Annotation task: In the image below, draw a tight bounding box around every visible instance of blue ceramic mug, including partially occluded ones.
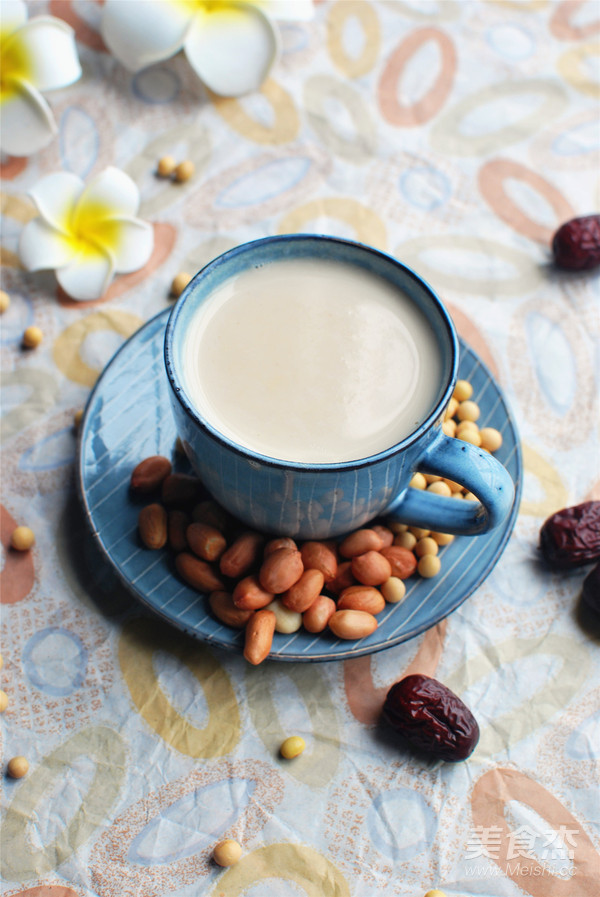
[165,235,514,539]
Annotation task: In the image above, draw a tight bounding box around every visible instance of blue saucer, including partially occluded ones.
[77,309,522,662]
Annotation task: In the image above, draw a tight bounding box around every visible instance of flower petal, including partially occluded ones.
[76,167,141,221]
[100,0,193,73]
[109,216,154,273]
[262,0,314,22]
[0,79,57,156]
[6,16,82,92]
[1,0,28,33]
[28,171,84,234]
[19,218,78,271]
[184,1,279,97]
[56,248,115,301]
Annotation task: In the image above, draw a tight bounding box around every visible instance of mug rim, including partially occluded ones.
[164,233,459,472]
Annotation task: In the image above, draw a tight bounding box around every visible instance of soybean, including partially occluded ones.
[280,735,306,759]
[213,839,242,866]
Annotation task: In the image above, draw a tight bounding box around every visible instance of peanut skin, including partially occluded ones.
[326,560,356,596]
[328,609,378,640]
[175,552,225,592]
[130,456,172,494]
[186,522,227,562]
[351,550,393,586]
[168,510,189,553]
[264,537,297,557]
[302,594,336,633]
[281,568,325,613]
[220,531,264,578]
[209,591,254,629]
[337,585,385,615]
[300,541,338,582]
[244,609,276,665]
[259,548,304,594]
[232,574,274,610]
[138,503,168,550]
[380,545,418,579]
[339,528,384,558]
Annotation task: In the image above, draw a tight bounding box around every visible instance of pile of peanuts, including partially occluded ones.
[130,381,502,665]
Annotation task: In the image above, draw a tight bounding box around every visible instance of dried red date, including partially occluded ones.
[382,674,479,762]
[552,215,600,271]
[539,501,600,569]
[582,562,600,615]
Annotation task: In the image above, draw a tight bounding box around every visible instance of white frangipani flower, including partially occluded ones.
[19,167,154,301]
[0,0,81,156]
[101,0,314,98]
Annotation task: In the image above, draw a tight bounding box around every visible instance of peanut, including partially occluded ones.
[220,531,264,578]
[266,599,302,634]
[259,547,303,594]
[300,541,338,582]
[232,574,274,610]
[281,568,324,613]
[328,609,378,640]
[302,594,336,633]
[244,609,276,665]
[337,585,385,615]
[192,499,229,530]
[138,503,168,549]
[264,536,297,557]
[380,545,418,579]
[371,525,394,548]
[175,552,225,592]
[186,522,227,562]
[326,560,356,596]
[351,550,392,586]
[168,510,189,553]
[209,591,254,628]
[161,473,202,507]
[339,528,384,558]
[130,456,172,494]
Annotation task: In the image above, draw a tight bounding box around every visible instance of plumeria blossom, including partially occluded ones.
[19,167,154,301]
[101,0,313,97]
[0,0,81,156]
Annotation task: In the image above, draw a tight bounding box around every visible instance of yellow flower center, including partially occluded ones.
[62,199,123,261]
[175,0,264,15]
[0,27,33,102]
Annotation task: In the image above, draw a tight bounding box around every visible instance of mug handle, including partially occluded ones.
[385,430,515,535]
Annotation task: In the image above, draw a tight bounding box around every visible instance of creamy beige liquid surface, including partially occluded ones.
[183,257,442,463]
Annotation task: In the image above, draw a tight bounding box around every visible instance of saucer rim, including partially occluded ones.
[77,308,523,663]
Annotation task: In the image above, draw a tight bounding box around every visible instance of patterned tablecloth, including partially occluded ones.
[1,2,599,896]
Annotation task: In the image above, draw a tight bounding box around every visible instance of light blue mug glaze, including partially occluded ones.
[165,235,515,539]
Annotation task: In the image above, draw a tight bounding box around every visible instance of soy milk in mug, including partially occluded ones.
[182,257,442,463]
